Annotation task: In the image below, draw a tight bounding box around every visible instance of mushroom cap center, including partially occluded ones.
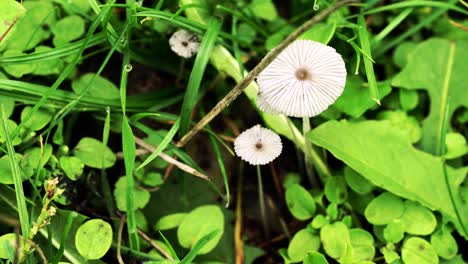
[295,67,311,81]
[181,41,189,47]
[255,142,263,150]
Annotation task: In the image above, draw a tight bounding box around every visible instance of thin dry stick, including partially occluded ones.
[234,166,244,264]
[134,136,210,180]
[137,229,174,261]
[116,215,125,264]
[176,0,359,147]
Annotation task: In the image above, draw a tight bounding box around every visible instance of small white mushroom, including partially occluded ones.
[234,125,282,166]
[169,29,200,58]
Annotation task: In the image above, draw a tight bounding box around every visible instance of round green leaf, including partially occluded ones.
[22,144,53,177]
[60,156,84,180]
[383,220,405,243]
[349,228,375,262]
[32,46,63,75]
[303,252,329,264]
[430,227,458,260]
[381,246,400,263]
[393,42,417,68]
[52,15,85,46]
[20,106,53,131]
[310,214,329,229]
[324,176,348,204]
[74,137,116,169]
[399,90,419,111]
[444,132,467,159]
[400,201,436,235]
[320,222,350,259]
[154,213,187,231]
[140,172,163,187]
[75,219,112,260]
[0,98,15,119]
[364,192,405,225]
[2,50,36,77]
[71,73,120,100]
[248,0,278,21]
[285,184,316,220]
[135,210,149,232]
[287,229,320,262]
[177,205,224,254]
[344,166,374,194]
[283,172,301,189]
[0,119,21,145]
[0,154,24,184]
[0,233,24,260]
[401,237,438,264]
[113,176,150,212]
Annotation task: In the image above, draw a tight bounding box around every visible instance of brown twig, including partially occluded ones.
[234,165,244,264]
[117,215,125,264]
[137,229,174,261]
[134,136,210,180]
[176,0,359,147]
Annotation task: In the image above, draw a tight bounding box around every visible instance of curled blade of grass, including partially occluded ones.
[179,17,223,135]
[136,118,180,171]
[0,107,30,246]
[372,7,413,44]
[0,32,106,65]
[357,14,380,105]
[336,33,361,75]
[134,137,210,181]
[11,3,114,140]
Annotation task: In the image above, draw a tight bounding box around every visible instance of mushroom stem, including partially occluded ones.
[256,165,269,237]
[302,117,320,187]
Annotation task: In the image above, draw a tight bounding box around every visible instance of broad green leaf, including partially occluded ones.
[285,184,316,220]
[20,106,53,131]
[114,176,150,212]
[0,0,26,48]
[287,229,320,263]
[71,73,120,100]
[237,23,256,44]
[60,156,84,180]
[2,50,36,77]
[2,1,55,51]
[324,175,348,204]
[299,22,336,44]
[333,77,392,118]
[430,227,458,260]
[310,214,329,229]
[0,154,23,184]
[444,133,467,159]
[139,172,164,187]
[154,213,188,230]
[376,110,421,143]
[307,120,468,238]
[349,228,375,262]
[73,137,116,169]
[326,203,339,221]
[401,237,438,264]
[344,166,374,195]
[136,210,149,232]
[303,252,329,264]
[381,246,399,264]
[52,15,86,46]
[320,222,349,259]
[75,219,112,260]
[248,0,278,21]
[283,172,301,189]
[392,38,468,154]
[364,192,405,225]
[400,201,437,235]
[177,205,224,254]
[383,220,405,243]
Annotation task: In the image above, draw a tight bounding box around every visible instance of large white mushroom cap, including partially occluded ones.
[234,125,282,166]
[257,40,347,117]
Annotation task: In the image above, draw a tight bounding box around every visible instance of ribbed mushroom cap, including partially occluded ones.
[257,40,346,117]
[169,29,200,58]
[234,125,282,166]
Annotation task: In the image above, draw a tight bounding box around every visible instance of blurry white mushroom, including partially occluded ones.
[169,29,200,58]
[234,125,282,166]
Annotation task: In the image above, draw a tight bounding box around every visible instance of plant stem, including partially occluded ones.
[256,165,269,237]
[302,117,320,186]
[176,0,359,147]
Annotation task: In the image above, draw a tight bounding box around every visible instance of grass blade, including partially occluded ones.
[179,17,223,135]
[179,230,219,264]
[0,107,30,246]
[357,14,380,105]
